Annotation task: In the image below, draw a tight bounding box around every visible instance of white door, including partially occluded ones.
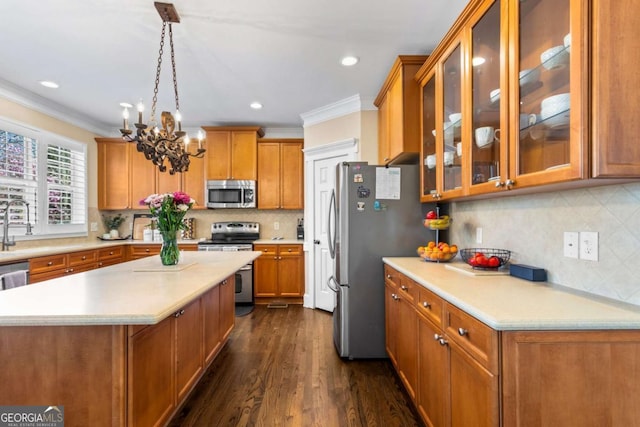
[313,155,342,312]
[303,138,358,312]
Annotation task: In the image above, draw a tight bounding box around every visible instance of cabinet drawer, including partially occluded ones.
[278,245,301,256]
[68,249,98,267]
[398,276,419,304]
[254,245,277,256]
[384,265,403,287]
[98,245,125,261]
[416,286,444,329]
[30,254,67,274]
[127,245,159,258]
[444,303,499,373]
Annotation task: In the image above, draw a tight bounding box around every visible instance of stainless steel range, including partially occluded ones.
[197,221,260,304]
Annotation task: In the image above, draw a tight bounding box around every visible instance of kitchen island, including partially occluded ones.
[0,251,260,427]
[383,257,640,426]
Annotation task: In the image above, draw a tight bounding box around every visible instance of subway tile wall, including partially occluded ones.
[449,182,640,305]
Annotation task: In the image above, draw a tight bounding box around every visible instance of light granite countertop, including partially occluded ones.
[383,257,640,331]
[0,251,260,326]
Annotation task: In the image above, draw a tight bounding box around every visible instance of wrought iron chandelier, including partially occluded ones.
[119,2,205,175]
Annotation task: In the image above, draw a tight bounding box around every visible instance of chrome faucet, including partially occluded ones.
[1,200,32,251]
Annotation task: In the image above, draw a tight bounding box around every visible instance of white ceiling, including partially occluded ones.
[0,0,468,135]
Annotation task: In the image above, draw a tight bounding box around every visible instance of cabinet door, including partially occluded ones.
[468,0,505,196]
[440,40,464,198]
[421,70,438,201]
[417,313,447,427]
[449,339,499,427]
[254,245,279,297]
[220,275,235,342]
[280,142,304,209]
[182,140,206,209]
[278,246,304,297]
[509,0,585,187]
[231,131,258,180]
[396,293,418,400]
[175,298,203,403]
[202,284,221,366]
[206,131,232,179]
[257,142,281,209]
[128,317,175,427]
[97,138,130,210]
[130,145,157,209]
[384,281,399,366]
[591,0,640,177]
[387,74,404,162]
[157,167,181,195]
[378,94,391,164]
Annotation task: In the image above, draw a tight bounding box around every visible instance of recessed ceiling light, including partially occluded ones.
[119,102,133,108]
[250,102,263,110]
[341,56,359,67]
[39,80,59,89]
[472,56,486,66]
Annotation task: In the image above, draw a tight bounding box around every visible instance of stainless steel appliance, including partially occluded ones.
[206,180,256,209]
[197,221,260,304]
[328,162,429,359]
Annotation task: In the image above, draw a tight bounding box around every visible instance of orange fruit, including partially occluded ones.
[427,241,436,249]
[450,245,458,253]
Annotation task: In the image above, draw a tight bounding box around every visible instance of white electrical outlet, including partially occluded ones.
[90,222,98,232]
[476,227,483,244]
[274,222,280,231]
[579,231,598,261]
[563,231,579,259]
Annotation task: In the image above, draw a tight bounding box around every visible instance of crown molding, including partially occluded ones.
[300,94,377,128]
[0,78,114,137]
[262,127,304,139]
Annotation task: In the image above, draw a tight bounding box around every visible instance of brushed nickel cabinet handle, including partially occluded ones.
[458,327,468,336]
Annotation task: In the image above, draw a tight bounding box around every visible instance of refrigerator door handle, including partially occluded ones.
[328,189,336,259]
[327,275,339,293]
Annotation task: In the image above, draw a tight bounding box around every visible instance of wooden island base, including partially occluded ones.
[0,276,235,427]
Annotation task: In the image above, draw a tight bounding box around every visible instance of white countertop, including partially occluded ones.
[0,251,260,326]
[253,239,304,244]
[383,257,640,331]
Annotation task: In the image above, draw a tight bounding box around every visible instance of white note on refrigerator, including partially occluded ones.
[375,167,401,199]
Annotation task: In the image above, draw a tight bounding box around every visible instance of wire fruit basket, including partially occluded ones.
[459,248,511,270]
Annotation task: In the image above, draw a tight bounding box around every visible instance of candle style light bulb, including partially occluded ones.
[136,101,144,124]
[184,134,190,148]
[122,107,130,130]
[175,110,182,131]
[197,130,204,149]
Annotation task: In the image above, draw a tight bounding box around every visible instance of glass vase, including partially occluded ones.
[160,230,180,266]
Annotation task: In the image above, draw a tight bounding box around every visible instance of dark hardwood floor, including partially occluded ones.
[169,305,422,427]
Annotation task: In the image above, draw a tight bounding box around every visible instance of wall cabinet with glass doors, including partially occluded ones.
[418,0,640,202]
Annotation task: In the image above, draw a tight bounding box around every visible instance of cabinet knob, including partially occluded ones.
[82,256,86,260]
[434,334,443,341]
[314,240,321,245]
[47,261,53,266]
[386,274,391,279]
[438,338,449,346]
[145,249,150,252]
[68,268,73,273]
[423,301,430,308]
[458,327,468,336]
[495,181,505,188]
[391,293,399,300]
[287,248,292,252]
[505,179,516,188]
[400,285,408,291]
[109,251,114,255]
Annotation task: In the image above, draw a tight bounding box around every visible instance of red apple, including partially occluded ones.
[488,256,501,268]
[426,210,437,219]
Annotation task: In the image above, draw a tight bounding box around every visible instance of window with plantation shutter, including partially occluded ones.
[0,118,87,238]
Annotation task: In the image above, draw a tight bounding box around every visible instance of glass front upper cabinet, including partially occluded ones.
[441,42,463,194]
[421,72,437,199]
[515,0,571,176]
[470,0,502,191]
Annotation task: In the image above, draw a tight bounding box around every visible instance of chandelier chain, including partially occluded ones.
[151,20,168,124]
[168,24,180,112]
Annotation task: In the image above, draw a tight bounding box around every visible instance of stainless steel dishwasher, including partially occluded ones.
[0,260,30,290]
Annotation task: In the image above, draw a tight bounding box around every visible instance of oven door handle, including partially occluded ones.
[238,265,253,271]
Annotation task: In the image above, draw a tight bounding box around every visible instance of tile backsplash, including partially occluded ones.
[449,182,640,305]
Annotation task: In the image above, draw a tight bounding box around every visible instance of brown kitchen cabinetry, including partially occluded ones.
[384,266,418,400]
[202,126,264,180]
[257,139,304,209]
[128,276,234,426]
[384,265,499,427]
[29,245,125,283]
[96,137,207,210]
[253,244,304,302]
[375,55,427,165]
[127,243,198,260]
[417,0,640,203]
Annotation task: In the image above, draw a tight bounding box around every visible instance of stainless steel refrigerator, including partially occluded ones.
[328,162,428,359]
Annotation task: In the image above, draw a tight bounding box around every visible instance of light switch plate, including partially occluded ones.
[579,231,598,261]
[563,231,579,258]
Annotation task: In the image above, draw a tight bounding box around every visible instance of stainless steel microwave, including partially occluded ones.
[206,180,256,208]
